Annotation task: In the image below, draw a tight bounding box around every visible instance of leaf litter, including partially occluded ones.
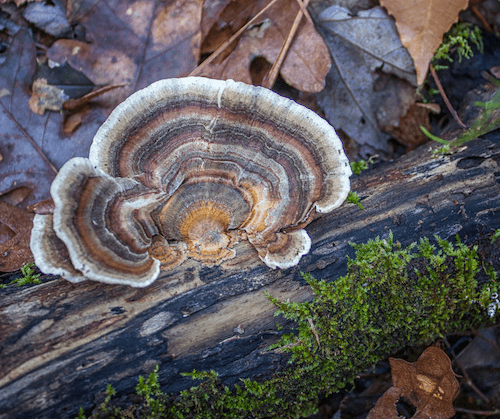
[193,0,331,93]
[367,347,459,419]
[315,5,418,156]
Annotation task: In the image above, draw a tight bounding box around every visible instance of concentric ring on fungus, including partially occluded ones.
[30,77,352,287]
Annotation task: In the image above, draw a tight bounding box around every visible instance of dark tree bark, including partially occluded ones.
[1,130,500,419]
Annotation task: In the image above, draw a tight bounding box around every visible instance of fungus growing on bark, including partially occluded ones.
[30,77,351,287]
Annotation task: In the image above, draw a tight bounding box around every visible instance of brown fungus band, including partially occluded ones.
[30,78,351,287]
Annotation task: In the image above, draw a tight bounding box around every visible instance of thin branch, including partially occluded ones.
[293,0,314,27]
[455,407,500,416]
[262,0,310,89]
[470,6,493,33]
[443,336,490,404]
[63,84,127,111]
[189,0,281,77]
[430,65,467,129]
[307,317,322,353]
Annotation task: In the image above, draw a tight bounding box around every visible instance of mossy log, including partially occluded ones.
[1,131,500,419]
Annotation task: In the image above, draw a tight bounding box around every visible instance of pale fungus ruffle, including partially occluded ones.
[30,77,351,287]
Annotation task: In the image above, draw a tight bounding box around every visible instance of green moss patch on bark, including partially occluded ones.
[78,232,499,419]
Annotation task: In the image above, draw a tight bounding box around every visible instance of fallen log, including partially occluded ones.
[1,129,500,419]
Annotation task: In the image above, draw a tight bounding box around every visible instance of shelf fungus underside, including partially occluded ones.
[30,78,351,287]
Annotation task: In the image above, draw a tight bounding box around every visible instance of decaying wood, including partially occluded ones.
[1,131,500,419]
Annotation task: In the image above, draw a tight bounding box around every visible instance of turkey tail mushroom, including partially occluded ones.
[30,77,351,287]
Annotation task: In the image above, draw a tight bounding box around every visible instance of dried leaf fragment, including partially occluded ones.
[29,78,70,115]
[380,0,469,85]
[369,346,459,419]
[0,201,34,272]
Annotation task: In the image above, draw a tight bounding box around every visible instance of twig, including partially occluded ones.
[470,6,493,33]
[429,65,467,129]
[262,0,310,89]
[443,337,490,404]
[189,0,281,77]
[455,407,500,416]
[472,328,500,352]
[307,318,322,352]
[293,0,314,27]
[63,84,127,111]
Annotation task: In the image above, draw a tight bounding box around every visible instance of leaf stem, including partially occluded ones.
[429,65,467,129]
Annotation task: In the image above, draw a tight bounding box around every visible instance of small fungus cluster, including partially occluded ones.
[31,77,351,287]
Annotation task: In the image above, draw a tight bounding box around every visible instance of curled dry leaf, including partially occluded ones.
[197,0,331,93]
[379,0,469,86]
[370,346,459,419]
[29,78,70,115]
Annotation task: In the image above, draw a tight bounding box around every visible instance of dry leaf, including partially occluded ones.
[373,75,431,150]
[390,347,459,419]
[380,0,469,86]
[0,201,34,272]
[48,0,203,107]
[29,78,70,115]
[198,0,331,93]
[22,1,70,37]
[316,5,416,155]
[0,30,58,207]
[0,186,31,207]
[366,386,403,419]
[200,0,254,54]
[1,0,204,210]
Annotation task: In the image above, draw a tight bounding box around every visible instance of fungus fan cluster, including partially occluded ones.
[31,77,351,287]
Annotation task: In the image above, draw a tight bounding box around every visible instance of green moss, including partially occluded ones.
[350,159,369,175]
[78,233,498,419]
[433,22,484,70]
[346,191,363,209]
[430,144,453,158]
[0,263,42,288]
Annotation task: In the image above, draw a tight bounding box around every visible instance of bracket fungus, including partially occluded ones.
[30,77,351,287]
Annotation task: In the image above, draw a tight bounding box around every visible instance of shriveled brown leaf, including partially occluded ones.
[197,0,331,93]
[389,346,459,419]
[2,1,203,210]
[366,386,403,419]
[0,201,34,272]
[29,78,70,115]
[380,0,469,86]
[0,187,31,207]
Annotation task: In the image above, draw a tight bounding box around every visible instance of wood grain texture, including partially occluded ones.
[2,131,500,419]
